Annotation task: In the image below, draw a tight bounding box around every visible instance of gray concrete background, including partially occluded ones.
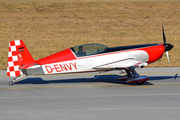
[0,67,180,120]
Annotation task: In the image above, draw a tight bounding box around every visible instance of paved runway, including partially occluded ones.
[0,67,180,120]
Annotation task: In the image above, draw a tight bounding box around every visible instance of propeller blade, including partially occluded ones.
[162,25,166,44]
[166,51,171,67]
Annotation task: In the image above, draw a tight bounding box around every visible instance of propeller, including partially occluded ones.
[162,25,173,67]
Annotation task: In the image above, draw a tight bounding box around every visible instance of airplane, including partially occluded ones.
[7,26,173,86]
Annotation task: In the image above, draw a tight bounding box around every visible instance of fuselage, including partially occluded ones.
[25,43,165,76]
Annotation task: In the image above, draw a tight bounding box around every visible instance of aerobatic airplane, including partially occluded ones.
[7,26,173,86]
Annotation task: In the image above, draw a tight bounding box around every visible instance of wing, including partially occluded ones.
[93,58,148,70]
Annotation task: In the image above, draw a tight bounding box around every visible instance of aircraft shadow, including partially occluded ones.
[15,74,178,85]
[15,75,123,85]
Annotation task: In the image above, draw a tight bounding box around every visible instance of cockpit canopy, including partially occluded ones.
[71,43,108,57]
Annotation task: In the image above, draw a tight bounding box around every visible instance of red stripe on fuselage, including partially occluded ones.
[138,44,165,64]
[36,49,77,65]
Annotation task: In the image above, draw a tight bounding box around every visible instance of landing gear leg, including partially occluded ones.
[125,69,131,79]
[125,67,146,85]
[118,67,141,82]
[9,74,25,86]
[126,67,140,78]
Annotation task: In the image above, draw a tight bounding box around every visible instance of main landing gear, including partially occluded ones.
[118,67,149,85]
[9,74,25,86]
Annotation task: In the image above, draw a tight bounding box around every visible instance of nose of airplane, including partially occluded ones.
[163,43,174,52]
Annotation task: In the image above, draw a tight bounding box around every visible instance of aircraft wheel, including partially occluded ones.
[137,82,144,85]
[9,82,13,86]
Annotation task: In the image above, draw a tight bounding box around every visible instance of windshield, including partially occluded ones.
[71,43,108,57]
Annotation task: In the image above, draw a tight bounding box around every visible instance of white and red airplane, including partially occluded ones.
[7,26,173,86]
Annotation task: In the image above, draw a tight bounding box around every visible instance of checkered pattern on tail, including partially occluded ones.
[7,40,22,77]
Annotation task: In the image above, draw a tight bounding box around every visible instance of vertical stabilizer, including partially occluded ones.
[7,40,34,77]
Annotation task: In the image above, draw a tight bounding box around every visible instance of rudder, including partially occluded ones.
[7,40,34,77]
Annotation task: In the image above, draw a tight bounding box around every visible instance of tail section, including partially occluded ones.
[7,40,34,77]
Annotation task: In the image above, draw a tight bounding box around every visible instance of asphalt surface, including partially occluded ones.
[0,67,180,120]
